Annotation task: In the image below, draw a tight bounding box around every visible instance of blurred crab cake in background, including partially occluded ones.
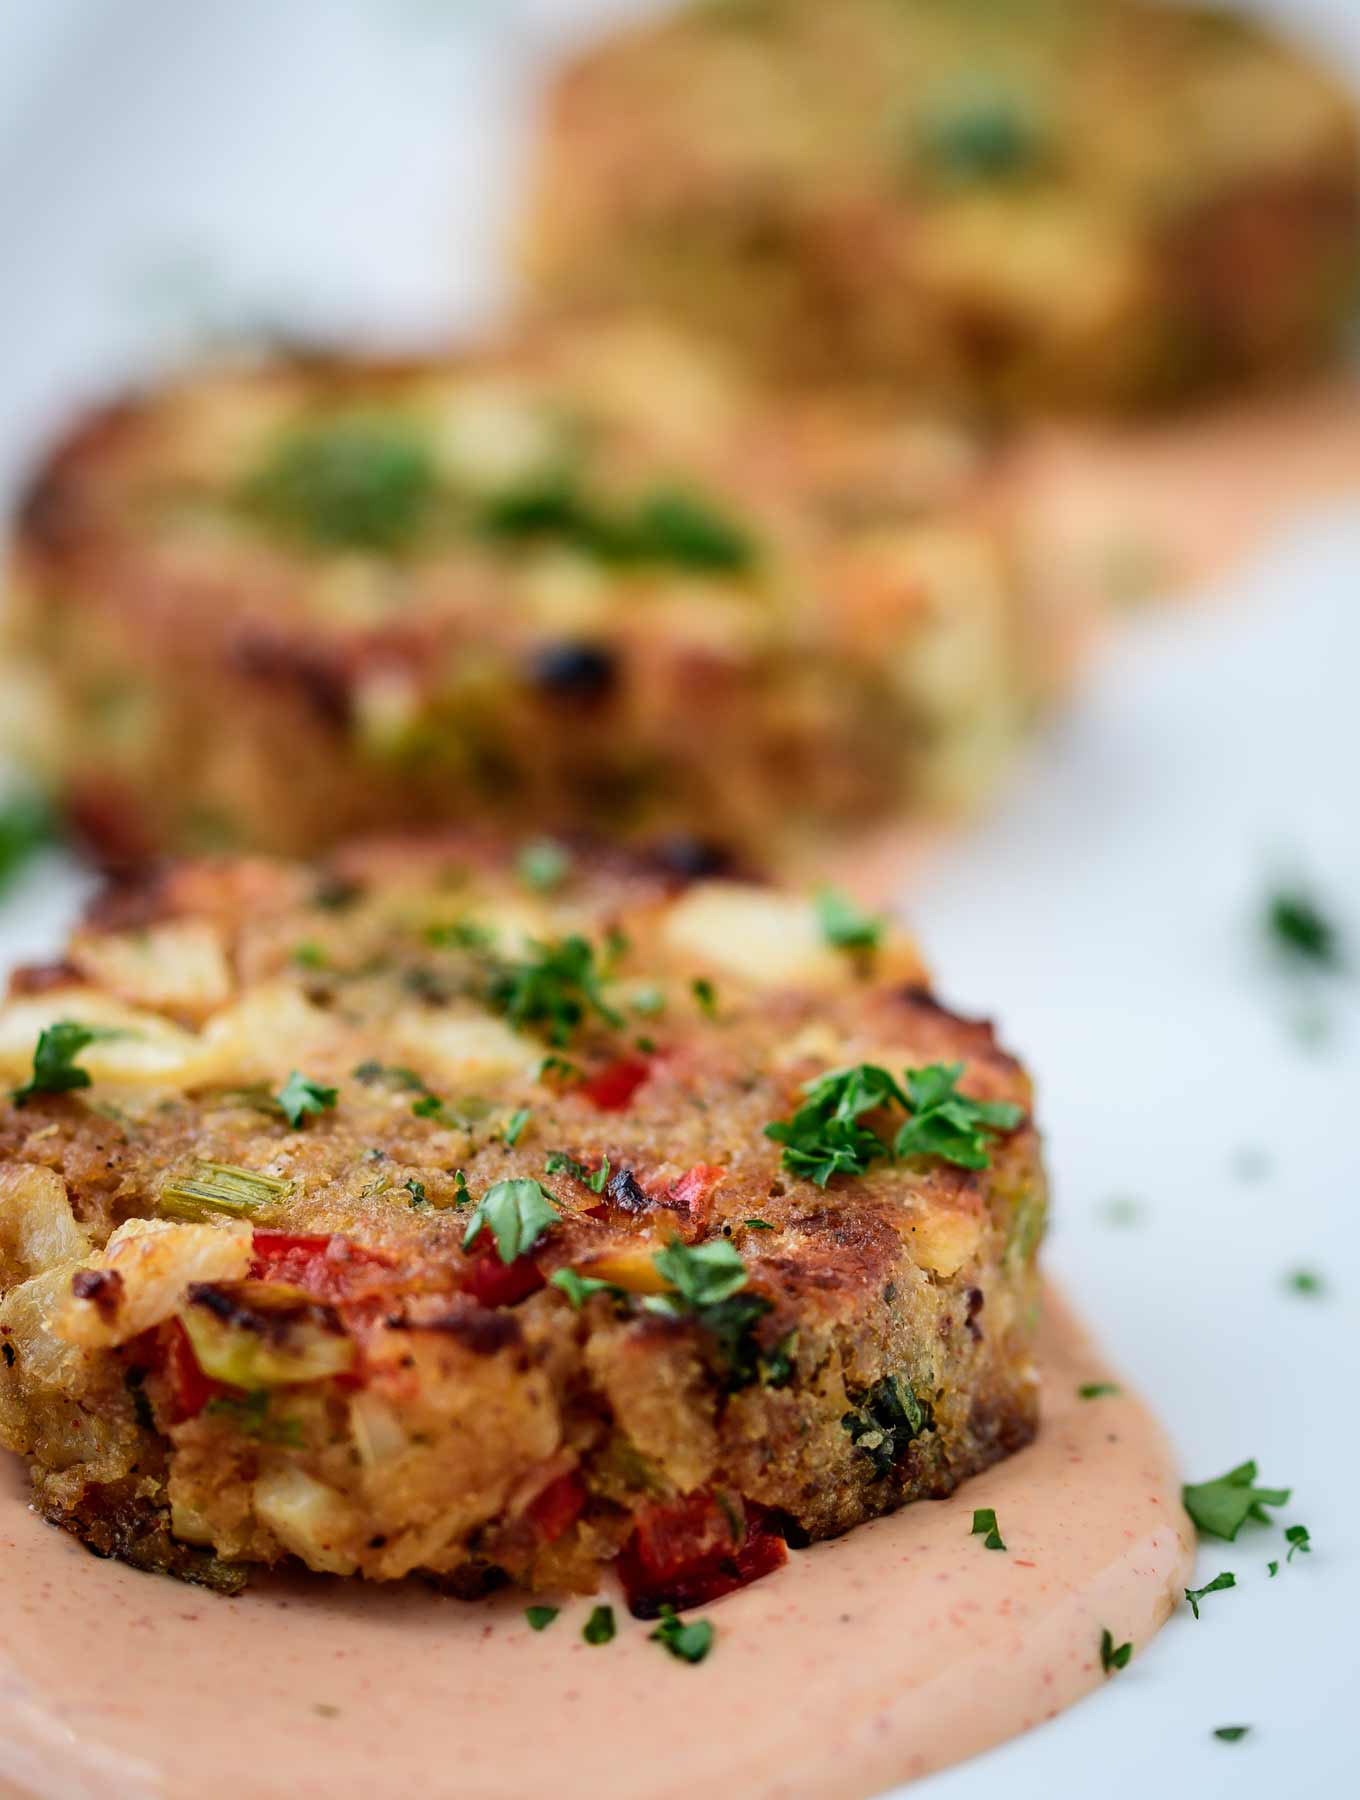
[3,319,1067,868]
[0,833,1044,1605]
[522,0,1360,414]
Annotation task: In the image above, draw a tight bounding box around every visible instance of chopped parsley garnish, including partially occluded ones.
[743,1218,775,1231]
[452,1169,470,1207]
[646,1238,781,1389]
[11,1021,113,1106]
[292,941,327,970]
[765,1061,1022,1187]
[525,1605,559,1631]
[0,791,55,896]
[544,1150,610,1193]
[841,1374,929,1477]
[1267,1560,1279,1578]
[1285,1269,1325,1297]
[353,1060,427,1092]
[1182,1461,1290,1541]
[691,976,718,1019]
[582,1604,615,1646]
[503,1106,531,1147]
[488,935,622,1044]
[814,887,883,954]
[1213,1726,1250,1743]
[479,474,754,573]
[1284,1523,1311,1562]
[1077,1382,1121,1400]
[243,417,436,551]
[1099,1629,1132,1675]
[516,839,572,894]
[918,86,1043,182]
[404,1177,428,1209]
[651,1238,749,1307]
[971,1507,1006,1551]
[276,1070,339,1128]
[650,1604,715,1664]
[549,1269,627,1309]
[462,1178,560,1263]
[1266,884,1342,969]
[1185,1571,1236,1619]
[537,1054,579,1084]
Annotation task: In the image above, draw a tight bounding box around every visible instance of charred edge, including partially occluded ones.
[526,640,618,705]
[71,1268,125,1321]
[384,1305,524,1356]
[186,1283,343,1343]
[230,633,353,731]
[8,959,83,998]
[605,1167,650,1213]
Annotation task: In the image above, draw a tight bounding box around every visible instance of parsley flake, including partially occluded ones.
[691,976,718,1019]
[544,1150,610,1193]
[765,1061,1021,1187]
[0,792,55,897]
[1285,1269,1325,1297]
[1266,884,1342,969]
[1213,1726,1250,1743]
[651,1238,749,1307]
[404,1177,428,1209]
[582,1604,615,1646]
[814,887,883,954]
[1185,1571,1236,1619]
[1284,1523,1311,1562]
[517,839,572,894]
[1099,1629,1132,1675]
[525,1605,559,1631]
[462,1178,560,1263]
[971,1507,1006,1551]
[650,1603,715,1664]
[276,1071,338,1128]
[488,935,622,1044]
[243,418,435,551]
[12,1021,114,1106]
[550,1268,627,1309]
[503,1106,531,1147]
[1077,1382,1121,1400]
[1182,1461,1290,1541]
[841,1374,929,1477]
[743,1218,775,1231]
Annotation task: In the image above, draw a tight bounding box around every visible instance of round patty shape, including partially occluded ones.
[521,0,1360,413]
[3,320,1060,868]
[0,835,1044,1609]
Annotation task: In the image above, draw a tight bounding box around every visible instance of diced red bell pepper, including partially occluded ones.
[250,1231,392,1304]
[460,1248,545,1308]
[580,1056,651,1111]
[616,1488,788,1617]
[661,1163,726,1235]
[164,1317,229,1422]
[525,1470,586,1544]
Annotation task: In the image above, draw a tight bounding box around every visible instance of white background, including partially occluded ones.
[0,4,1356,1796]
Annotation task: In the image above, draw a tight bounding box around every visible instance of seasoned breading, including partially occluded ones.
[0,836,1044,1607]
[2,319,1065,867]
[522,0,1360,412]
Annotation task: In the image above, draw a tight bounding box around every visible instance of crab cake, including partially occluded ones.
[0,835,1044,1609]
[522,0,1360,414]
[2,320,1064,869]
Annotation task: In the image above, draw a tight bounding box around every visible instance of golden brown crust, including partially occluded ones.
[0,835,1044,1600]
[3,320,1060,867]
[521,0,1360,413]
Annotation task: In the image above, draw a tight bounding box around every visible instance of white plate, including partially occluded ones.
[0,4,1356,1796]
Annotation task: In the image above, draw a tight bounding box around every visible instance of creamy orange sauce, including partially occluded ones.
[0,1285,1190,1800]
[1004,375,1360,611]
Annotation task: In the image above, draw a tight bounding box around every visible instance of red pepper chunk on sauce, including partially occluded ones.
[459,1248,545,1308]
[616,1488,788,1617]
